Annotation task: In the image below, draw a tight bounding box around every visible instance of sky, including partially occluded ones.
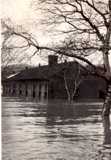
[1,0,61,44]
[1,0,49,42]
[1,0,54,65]
[1,0,111,66]
[2,0,68,66]
[2,0,37,26]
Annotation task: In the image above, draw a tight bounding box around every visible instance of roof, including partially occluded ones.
[3,61,85,82]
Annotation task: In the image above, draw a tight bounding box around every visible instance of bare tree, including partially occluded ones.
[1,19,41,66]
[63,63,82,102]
[37,0,111,73]
[36,0,111,115]
[1,0,111,116]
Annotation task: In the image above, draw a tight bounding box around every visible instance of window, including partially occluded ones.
[19,90,22,95]
[25,84,28,97]
[38,83,41,99]
[12,84,16,95]
[19,84,22,96]
[44,91,47,99]
[33,91,35,98]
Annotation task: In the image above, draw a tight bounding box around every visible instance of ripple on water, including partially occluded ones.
[2,97,111,160]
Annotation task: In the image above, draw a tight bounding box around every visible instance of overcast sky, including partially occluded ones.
[1,0,66,65]
[1,0,51,65]
[1,0,51,42]
[1,0,111,66]
[2,0,32,24]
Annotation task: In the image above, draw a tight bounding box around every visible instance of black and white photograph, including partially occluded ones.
[1,0,111,159]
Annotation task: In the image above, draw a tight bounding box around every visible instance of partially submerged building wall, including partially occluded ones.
[2,76,107,100]
[2,80,48,101]
[78,77,107,99]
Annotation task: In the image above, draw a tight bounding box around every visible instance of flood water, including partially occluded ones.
[2,97,111,160]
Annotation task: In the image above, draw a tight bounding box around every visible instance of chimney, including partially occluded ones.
[38,63,41,67]
[48,55,58,66]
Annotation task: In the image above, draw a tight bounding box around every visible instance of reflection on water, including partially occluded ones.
[2,97,111,160]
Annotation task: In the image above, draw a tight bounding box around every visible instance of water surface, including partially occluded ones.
[2,97,111,160]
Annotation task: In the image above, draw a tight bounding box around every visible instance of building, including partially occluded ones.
[2,55,107,100]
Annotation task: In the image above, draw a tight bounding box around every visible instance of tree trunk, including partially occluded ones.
[102,82,111,116]
[102,115,111,144]
[103,53,110,75]
[67,92,71,102]
[102,0,111,116]
[102,53,111,116]
[63,73,71,102]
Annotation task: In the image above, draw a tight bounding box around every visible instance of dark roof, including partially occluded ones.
[5,67,49,81]
[3,61,85,82]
